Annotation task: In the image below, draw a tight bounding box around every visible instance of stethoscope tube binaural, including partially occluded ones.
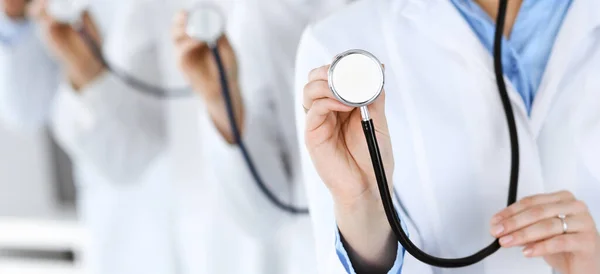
[211,45,309,214]
[364,0,519,268]
[77,27,192,98]
[77,10,308,213]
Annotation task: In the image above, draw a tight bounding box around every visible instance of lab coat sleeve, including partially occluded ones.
[334,206,406,273]
[0,19,60,131]
[294,26,410,273]
[197,78,294,240]
[49,71,166,183]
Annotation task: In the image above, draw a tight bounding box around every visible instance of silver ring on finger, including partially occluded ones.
[557,214,568,234]
[303,105,309,114]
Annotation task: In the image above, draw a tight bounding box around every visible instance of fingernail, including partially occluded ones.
[492,224,504,236]
[499,235,513,245]
[522,247,533,257]
[491,215,502,225]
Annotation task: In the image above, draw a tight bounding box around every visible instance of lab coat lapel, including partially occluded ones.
[398,0,530,118]
[530,0,600,137]
[387,0,546,260]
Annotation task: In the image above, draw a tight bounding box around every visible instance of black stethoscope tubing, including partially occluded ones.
[77,28,193,98]
[364,0,519,268]
[76,20,309,214]
[212,46,309,214]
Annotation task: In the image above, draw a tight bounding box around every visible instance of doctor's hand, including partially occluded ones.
[172,11,243,145]
[28,0,105,91]
[491,190,600,274]
[303,65,397,273]
[2,0,27,19]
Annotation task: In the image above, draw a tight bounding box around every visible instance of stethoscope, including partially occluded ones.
[47,0,192,98]
[47,1,309,214]
[328,0,519,268]
[187,4,309,214]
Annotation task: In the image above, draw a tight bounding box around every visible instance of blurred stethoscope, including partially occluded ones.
[327,0,518,268]
[47,0,309,214]
[47,0,191,97]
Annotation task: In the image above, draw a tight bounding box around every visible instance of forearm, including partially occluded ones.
[50,72,166,182]
[336,195,398,273]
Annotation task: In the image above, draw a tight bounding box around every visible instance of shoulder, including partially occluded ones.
[300,0,406,59]
[310,0,384,38]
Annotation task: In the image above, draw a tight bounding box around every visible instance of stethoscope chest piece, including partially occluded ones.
[48,0,87,24]
[185,4,225,46]
[328,49,384,109]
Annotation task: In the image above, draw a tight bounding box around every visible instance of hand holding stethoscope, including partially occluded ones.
[303,59,398,271]
[172,10,243,144]
[28,0,106,91]
[302,1,600,272]
[303,55,600,274]
[172,6,308,214]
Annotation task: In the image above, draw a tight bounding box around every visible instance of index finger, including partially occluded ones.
[172,10,190,44]
[173,10,187,28]
[491,190,576,225]
[308,64,330,82]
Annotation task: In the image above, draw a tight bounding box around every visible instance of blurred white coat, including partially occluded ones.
[195,0,349,273]
[0,0,263,273]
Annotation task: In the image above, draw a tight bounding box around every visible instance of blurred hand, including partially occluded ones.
[491,191,600,274]
[2,0,27,19]
[29,0,105,90]
[172,10,243,144]
[303,65,396,272]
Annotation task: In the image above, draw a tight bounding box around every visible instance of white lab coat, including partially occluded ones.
[294,0,600,273]
[1,2,178,274]
[196,0,349,273]
[0,0,265,273]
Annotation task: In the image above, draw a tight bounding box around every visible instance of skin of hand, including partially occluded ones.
[491,190,600,274]
[2,0,27,19]
[172,11,244,145]
[303,64,397,273]
[28,0,105,91]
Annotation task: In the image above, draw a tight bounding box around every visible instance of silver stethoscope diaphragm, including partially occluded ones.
[47,0,87,24]
[185,3,225,46]
[328,49,384,120]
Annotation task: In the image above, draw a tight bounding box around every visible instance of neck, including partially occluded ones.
[474,0,523,37]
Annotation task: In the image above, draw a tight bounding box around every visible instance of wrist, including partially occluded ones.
[335,195,397,272]
[67,61,106,91]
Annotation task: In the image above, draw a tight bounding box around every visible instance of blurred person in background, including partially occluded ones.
[0,0,280,273]
[296,0,600,273]
[172,0,351,273]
